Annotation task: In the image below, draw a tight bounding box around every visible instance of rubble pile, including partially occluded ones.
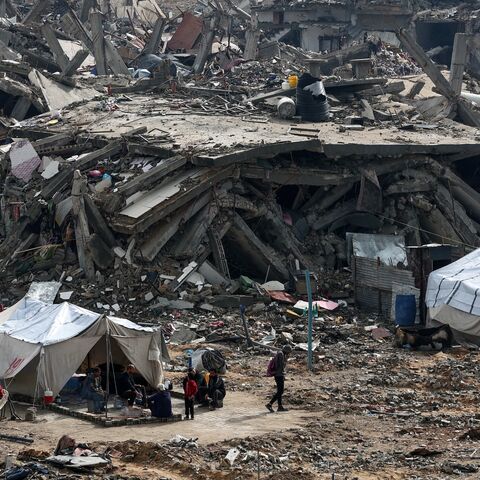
[373,43,423,77]
[0,0,478,337]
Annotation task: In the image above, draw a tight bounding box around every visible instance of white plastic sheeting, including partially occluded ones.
[26,281,61,304]
[0,299,100,345]
[347,233,408,266]
[426,248,480,316]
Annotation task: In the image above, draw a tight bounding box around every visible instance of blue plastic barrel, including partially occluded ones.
[395,294,416,326]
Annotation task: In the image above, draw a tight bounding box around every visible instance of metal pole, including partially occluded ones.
[105,324,110,419]
[240,304,253,347]
[305,270,313,371]
[257,447,260,479]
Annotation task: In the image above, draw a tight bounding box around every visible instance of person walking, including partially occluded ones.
[183,370,198,420]
[265,345,292,413]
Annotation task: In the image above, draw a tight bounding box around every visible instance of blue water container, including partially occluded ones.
[395,294,416,326]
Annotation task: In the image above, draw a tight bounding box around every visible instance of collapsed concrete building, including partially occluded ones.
[251,0,480,60]
[0,0,480,324]
[252,0,413,52]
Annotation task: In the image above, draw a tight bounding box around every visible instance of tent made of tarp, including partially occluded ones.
[426,248,480,341]
[0,298,170,397]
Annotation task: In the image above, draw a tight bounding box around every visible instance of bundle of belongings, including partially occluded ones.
[191,349,227,374]
[46,435,110,469]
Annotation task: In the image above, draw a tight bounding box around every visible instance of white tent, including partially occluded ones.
[0,298,169,397]
[426,248,480,341]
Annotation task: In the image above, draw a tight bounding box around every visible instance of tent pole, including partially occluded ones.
[105,324,110,419]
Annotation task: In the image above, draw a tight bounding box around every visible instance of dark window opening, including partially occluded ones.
[281,28,301,48]
[415,21,465,66]
[319,36,340,53]
[273,11,284,24]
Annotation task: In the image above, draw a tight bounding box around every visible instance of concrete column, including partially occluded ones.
[90,10,107,75]
[143,17,165,55]
[449,33,469,96]
[72,170,96,281]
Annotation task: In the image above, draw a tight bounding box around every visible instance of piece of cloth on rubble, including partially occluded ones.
[55,435,76,455]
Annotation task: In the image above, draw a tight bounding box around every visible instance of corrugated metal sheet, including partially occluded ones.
[353,256,415,316]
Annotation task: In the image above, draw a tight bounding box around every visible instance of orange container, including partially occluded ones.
[288,74,299,88]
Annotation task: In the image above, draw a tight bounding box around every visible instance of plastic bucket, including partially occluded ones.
[43,389,54,405]
[395,295,416,326]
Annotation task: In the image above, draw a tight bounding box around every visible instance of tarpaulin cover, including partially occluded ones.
[426,248,480,316]
[0,298,169,396]
[0,298,100,345]
[191,349,227,374]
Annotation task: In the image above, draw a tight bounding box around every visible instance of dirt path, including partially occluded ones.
[1,391,307,451]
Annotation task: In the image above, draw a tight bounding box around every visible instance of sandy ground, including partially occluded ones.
[4,332,480,479]
[1,391,307,449]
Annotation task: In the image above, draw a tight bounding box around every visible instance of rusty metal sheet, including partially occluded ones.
[167,12,203,51]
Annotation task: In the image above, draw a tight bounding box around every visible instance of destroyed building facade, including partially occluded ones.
[252,0,413,52]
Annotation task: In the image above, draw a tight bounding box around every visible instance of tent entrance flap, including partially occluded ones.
[0,333,41,379]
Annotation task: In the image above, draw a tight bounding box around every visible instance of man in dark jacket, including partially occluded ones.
[81,367,104,413]
[117,364,145,406]
[266,345,292,413]
[206,369,225,410]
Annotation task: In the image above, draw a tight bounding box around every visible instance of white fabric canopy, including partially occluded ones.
[0,298,168,397]
[426,248,480,316]
[0,298,100,345]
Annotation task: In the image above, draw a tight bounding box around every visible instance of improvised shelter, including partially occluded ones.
[0,298,169,398]
[426,248,480,344]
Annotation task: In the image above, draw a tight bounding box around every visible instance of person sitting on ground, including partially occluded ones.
[81,367,105,413]
[183,370,199,420]
[147,384,172,418]
[205,368,226,410]
[117,364,146,407]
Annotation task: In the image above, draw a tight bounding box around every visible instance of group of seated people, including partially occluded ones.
[81,363,226,419]
[182,367,226,419]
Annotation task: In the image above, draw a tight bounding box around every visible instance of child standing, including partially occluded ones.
[184,370,198,420]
